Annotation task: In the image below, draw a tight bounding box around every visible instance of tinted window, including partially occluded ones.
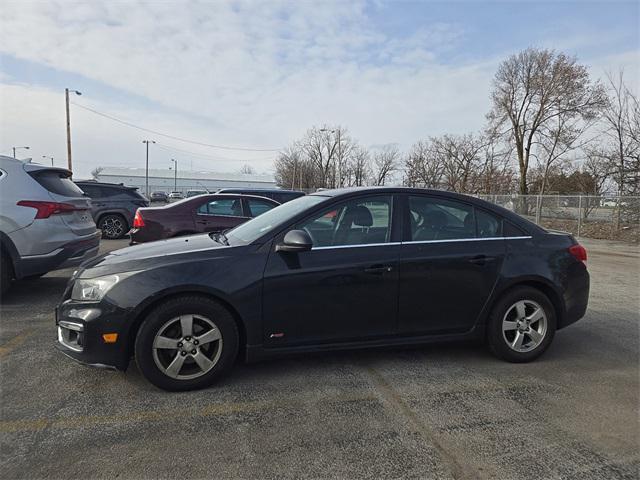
[476,209,502,237]
[503,221,525,237]
[247,198,276,217]
[297,195,392,247]
[198,198,243,216]
[78,184,101,198]
[100,187,122,198]
[408,196,474,241]
[30,171,85,197]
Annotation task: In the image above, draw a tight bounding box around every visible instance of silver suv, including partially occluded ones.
[0,156,101,296]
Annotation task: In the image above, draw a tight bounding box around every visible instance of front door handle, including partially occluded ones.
[468,255,496,266]
[364,264,393,275]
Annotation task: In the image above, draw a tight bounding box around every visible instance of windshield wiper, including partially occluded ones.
[210,231,229,245]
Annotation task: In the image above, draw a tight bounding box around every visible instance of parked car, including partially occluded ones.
[186,189,208,198]
[129,193,279,243]
[168,192,184,200]
[75,181,149,239]
[217,188,304,204]
[0,156,100,296]
[150,191,169,203]
[56,187,589,391]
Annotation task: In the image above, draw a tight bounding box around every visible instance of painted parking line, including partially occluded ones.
[0,392,378,433]
[0,330,33,359]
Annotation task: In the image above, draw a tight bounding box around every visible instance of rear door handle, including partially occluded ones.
[468,255,496,266]
[364,264,393,275]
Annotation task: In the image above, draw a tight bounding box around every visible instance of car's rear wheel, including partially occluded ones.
[99,214,128,239]
[0,251,14,298]
[487,286,556,362]
[134,296,239,391]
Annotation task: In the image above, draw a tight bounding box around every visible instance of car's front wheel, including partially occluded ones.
[487,286,556,362]
[99,214,128,240]
[134,296,239,391]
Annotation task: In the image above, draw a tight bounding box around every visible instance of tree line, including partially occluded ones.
[274,47,639,197]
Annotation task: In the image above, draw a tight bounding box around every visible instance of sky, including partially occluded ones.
[1,0,638,179]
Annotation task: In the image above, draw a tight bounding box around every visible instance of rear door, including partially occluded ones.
[398,194,505,335]
[193,197,248,232]
[28,169,96,236]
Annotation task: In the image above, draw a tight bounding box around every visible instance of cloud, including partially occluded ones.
[0,1,637,178]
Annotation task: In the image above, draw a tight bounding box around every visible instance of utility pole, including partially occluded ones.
[337,128,342,188]
[65,88,82,174]
[42,155,54,166]
[142,140,155,197]
[170,158,178,192]
[12,146,29,158]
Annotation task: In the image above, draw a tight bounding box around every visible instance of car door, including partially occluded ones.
[262,194,400,347]
[398,194,505,335]
[193,197,248,233]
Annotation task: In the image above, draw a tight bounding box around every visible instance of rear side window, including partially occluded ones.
[197,198,244,216]
[408,196,475,241]
[246,198,276,217]
[77,184,101,197]
[476,209,502,238]
[503,221,526,237]
[30,171,85,197]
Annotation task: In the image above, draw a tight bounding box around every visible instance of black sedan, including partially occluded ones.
[56,187,589,391]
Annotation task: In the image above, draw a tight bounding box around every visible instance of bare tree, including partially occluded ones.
[371,145,400,186]
[345,146,371,187]
[238,164,256,175]
[488,48,606,196]
[404,140,444,188]
[91,167,103,179]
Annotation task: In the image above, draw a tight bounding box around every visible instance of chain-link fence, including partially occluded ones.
[477,194,640,243]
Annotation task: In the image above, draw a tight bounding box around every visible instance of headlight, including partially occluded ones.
[71,272,135,302]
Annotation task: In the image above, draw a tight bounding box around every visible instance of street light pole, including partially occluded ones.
[42,155,54,166]
[12,146,29,158]
[65,88,82,175]
[142,140,155,197]
[170,159,178,191]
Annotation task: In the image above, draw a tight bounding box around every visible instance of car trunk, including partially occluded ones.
[26,167,97,236]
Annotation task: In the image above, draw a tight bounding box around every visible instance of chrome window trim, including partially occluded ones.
[309,236,531,250]
[402,236,532,245]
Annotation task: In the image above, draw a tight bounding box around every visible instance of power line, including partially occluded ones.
[153,142,275,163]
[70,102,281,152]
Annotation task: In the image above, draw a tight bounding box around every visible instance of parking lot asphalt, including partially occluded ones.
[1,238,638,479]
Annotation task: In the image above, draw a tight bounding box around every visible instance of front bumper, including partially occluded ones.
[55,299,132,370]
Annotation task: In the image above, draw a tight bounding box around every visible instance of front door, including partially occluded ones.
[262,194,400,347]
[398,194,505,335]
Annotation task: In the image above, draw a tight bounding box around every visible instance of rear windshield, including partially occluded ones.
[30,171,85,197]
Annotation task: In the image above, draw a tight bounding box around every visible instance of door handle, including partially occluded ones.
[468,255,496,266]
[364,264,393,275]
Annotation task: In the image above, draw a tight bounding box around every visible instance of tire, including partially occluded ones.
[0,251,13,298]
[134,296,239,391]
[486,286,556,363]
[98,214,128,240]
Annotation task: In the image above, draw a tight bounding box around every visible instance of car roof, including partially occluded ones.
[218,188,303,194]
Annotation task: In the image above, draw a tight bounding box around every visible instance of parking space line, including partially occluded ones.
[0,392,377,433]
[0,330,33,358]
[360,362,490,480]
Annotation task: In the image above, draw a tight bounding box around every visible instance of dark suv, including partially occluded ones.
[75,181,149,239]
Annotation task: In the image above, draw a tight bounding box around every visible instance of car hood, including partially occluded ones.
[78,234,237,278]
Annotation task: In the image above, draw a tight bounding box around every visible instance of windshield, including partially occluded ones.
[226,194,326,245]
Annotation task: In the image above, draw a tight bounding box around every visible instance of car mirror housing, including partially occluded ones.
[276,229,313,253]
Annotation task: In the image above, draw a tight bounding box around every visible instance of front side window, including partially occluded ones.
[197,198,243,216]
[408,196,475,241]
[296,195,392,248]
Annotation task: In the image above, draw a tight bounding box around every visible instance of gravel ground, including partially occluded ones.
[1,237,638,479]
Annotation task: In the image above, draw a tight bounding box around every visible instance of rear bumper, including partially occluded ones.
[559,265,590,329]
[16,230,101,278]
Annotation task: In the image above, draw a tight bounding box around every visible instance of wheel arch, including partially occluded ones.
[124,289,248,364]
[484,278,565,328]
[0,232,18,278]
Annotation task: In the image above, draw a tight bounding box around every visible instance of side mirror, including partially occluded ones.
[275,229,313,253]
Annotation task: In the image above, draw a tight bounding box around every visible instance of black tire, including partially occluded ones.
[134,296,239,391]
[486,286,556,363]
[98,213,128,240]
[0,251,13,298]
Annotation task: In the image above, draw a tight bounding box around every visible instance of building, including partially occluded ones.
[95,166,277,194]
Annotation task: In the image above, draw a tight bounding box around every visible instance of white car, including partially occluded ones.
[0,156,101,296]
[168,191,184,200]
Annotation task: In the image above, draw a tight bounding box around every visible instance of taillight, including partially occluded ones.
[133,210,145,228]
[569,244,587,264]
[17,200,80,219]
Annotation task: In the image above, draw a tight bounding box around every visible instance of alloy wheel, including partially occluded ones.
[502,300,548,353]
[152,314,223,380]
[101,216,125,239]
